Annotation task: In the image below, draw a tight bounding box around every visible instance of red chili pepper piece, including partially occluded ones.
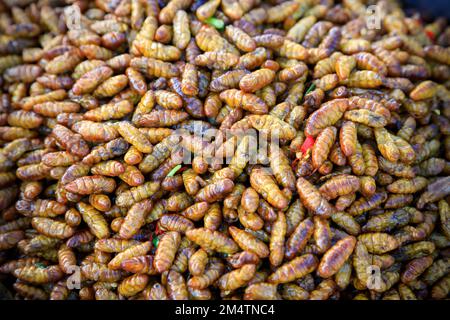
[178,166,188,174]
[154,223,164,235]
[300,136,315,154]
[425,30,435,42]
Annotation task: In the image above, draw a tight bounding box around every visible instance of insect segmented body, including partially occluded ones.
[0,0,449,302]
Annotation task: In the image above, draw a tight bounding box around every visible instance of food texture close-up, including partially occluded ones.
[0,0,450,301]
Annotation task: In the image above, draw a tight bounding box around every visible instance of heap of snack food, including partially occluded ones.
[0,0,449,300]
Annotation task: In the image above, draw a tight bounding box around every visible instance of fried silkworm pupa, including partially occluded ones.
[250,167,289,210]
[319,174,360,200]
[401,255,434,284]
[285,218,314,260]
[269,211,286,267]
[118,274,149,297]
[1,0,450,302]
[317,236,357,278]
[195,179,234,203]
[280,283,310,300]
[119,199,153,239]
[313,216,332,254]
[158,214,194,234]
[186,228,239,254]
[239,68,275,93]
[304,99,349,137]
[268,254,318,284]
[296,177,335,218]
[115,181,160,207]
[386,177,428,194]
[217,264,257,291]
[13,282,48,300]
[244,282,280,300]
[76,202,110,239]
[121,255,156,275]
[312,126,337,169]
[0,230,25,250]
[154,231,181,273]
[13,265,64,284]
[228,226,269,258]
[248,114,296,140]
[309,279,338,300]
[358,233,399,254]
[188,249,208,277]
[31,218,74,240]
[51,125,89,158]
[187,259,225,290]
[65,208,82,227]
[348,191,388,216]
[204,203,222,231]
[81,262,123,282]
[65,176,116,195]
[219,89,268,114]
[225,25,256,53]
[226,251,260,269]
[115,121,153,154]
[431,274,450,299]
[108,241,152,270]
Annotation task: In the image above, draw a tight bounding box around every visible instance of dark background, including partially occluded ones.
[403,0,450,20]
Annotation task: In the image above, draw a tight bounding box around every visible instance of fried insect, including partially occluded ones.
[387,177,428,194]
[13,265,63,284]
[285,218,314,260]
[154,231,181,273]
[189,249,208,277]
[269,211,287,266]
[217,264,256,291]
[319,175,360,200]
[358,233,399,254]
[317,236,357,278]
[115,121,153,154]
[244,282,280,300]
[195,179,234,203]
[65,176,115,195]
[181,63,199,96]
[331,212,360,236]
[268,254,318,284]
[248,114,296,140]
[335,55,356,81]
[344,109,387,128]
[239,68,275,93]
[225,25,256,53]
[248,167,288,210]
[135,39,181,62]
[31,218,74,240]
[51,125,89,158]
[348,191,388,216]
[296,178,335,218]
[241,188,259,214]
[220,89,268,114]
[374,128,400,163]
[0,0,449,302]
[312,126,337,168]
[119,199,153,239]
[228,226,269,258]
[115,181,160,207]
[186,228,239,254]
[0,231,24,250]
[305,99,349,136]
[76,202,109,239]
[187,259,225,289]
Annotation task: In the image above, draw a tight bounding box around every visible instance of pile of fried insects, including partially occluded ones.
[0,0,450,300]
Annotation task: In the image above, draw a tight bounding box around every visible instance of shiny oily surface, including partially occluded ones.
[0,0,449,301]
